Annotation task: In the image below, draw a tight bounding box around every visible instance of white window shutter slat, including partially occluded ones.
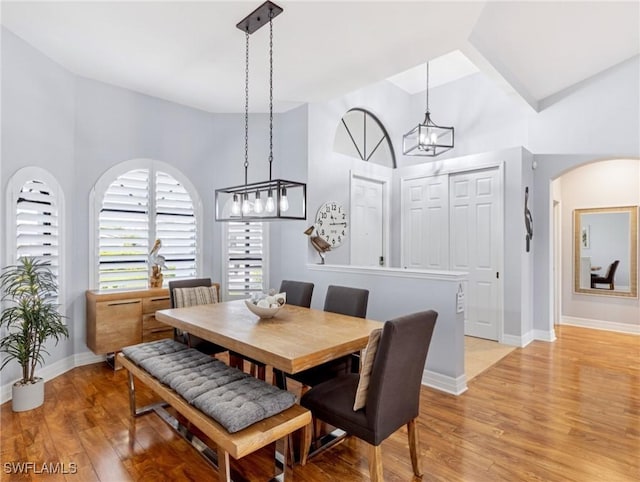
[96,167,199,291]
[15,179,60,302]
[224,222,268,299]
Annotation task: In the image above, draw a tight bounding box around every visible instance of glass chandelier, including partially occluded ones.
[402,62,454,157]
[216,1,306,221]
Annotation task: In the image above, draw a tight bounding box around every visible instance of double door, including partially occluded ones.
[402,167,502,340]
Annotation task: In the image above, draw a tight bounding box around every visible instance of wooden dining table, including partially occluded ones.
[155,299,383,376]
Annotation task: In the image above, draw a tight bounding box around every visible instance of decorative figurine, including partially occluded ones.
[149,239,166,288]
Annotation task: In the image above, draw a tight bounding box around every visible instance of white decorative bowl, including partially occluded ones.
[244,299,284,319]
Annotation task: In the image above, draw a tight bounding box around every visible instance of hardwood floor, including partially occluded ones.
[1,325,638,481]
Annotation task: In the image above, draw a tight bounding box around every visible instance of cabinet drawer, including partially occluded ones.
[94,299,142,354]
[143,296,170,314]
[142,313,169,331]
[142,314,173,342]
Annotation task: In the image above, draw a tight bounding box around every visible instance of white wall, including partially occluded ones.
[3,23,639,397]
[1,30,280,383]
[558,159,639,328]
[1,28,77,385]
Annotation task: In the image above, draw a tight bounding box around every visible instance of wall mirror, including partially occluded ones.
[574,205,638,297]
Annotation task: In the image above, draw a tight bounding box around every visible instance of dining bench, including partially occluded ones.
[117,339,312,481]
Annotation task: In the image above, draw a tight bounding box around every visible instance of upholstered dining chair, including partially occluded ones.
[286,285,369,390]
[300,310,437,482]
[590,260,620,290]
[279,280,314,308]
[168,278,227,357]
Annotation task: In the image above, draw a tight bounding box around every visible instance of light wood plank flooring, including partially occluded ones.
[1,325,638,481]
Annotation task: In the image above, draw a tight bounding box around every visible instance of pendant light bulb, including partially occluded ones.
[266,189,275,213]
[231,193,241,215]
[254,190,264,214]
[241,193,251,215]
[279,187,289,212]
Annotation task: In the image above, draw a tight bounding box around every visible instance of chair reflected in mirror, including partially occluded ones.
[590,260,619,290]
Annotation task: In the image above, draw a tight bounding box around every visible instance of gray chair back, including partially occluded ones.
[168,277,212,308]
[324,285,369,318]
[279,280,314,308]
[366,310,437,444]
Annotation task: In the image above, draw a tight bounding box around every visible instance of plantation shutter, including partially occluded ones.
[155,171,197,282]
[98,169,150,290]
[16,180,60,286]
[226,222,267,298]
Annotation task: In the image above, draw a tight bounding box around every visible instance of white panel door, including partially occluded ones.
[450,168,501,340]
[351,176,384,266]
[401,175,449,269]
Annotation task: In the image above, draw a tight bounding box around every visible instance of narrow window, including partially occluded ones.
[224,222,269,299]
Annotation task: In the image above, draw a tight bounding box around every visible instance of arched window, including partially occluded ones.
[91,160,201,291]
[6,167,64,305]
[333,108,396,168]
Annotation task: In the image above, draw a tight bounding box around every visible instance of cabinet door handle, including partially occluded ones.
[150,328,169,333]
[150,297,170,302]
[107,300,141,307]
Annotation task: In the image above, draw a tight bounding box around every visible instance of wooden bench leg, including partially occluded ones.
[217,447,231,482]
[299,422,312,466]
[281,434,294,480]
[127,371,137,418]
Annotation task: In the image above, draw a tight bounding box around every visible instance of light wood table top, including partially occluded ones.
[156,300,383,374]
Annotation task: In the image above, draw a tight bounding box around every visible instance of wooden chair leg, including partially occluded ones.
[408,418,423,477]
[367,442,383,482]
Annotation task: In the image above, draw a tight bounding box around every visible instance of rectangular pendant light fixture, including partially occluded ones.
[216,1,307,222]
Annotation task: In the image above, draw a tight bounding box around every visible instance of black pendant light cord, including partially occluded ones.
[244,29,250,186]
[268,10,274,182]
[425,62,430,116]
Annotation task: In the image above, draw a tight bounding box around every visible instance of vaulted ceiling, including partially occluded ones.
[2,1,638,113]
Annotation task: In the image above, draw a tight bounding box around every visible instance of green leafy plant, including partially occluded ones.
[0,257,69,384]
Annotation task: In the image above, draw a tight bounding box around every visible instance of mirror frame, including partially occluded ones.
[573,205,638,297]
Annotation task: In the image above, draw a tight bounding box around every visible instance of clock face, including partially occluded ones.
[315,202,348,247]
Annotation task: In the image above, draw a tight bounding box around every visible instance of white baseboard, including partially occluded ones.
[533,329,557,342]
[561,316,640,335]
[502,331,534,347]
[74,351,106,367]
[422,369,467,395]
[1,352,105,404]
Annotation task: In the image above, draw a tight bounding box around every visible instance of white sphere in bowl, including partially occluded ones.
[257,299,270,308]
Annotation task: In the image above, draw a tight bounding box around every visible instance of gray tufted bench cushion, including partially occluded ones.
[121,340,296,433]
[122,338,188,365]
[188,367,296,433]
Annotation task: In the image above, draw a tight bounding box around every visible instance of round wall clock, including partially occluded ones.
[315,202,348,247]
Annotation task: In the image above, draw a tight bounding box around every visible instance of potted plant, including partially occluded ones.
[0,257,69,411]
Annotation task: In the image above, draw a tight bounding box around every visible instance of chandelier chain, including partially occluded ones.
[244,29,249,185]
[268,10,274,181]
[425,62,430,114]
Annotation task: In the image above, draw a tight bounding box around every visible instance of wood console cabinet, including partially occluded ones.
[86,288,172,355]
